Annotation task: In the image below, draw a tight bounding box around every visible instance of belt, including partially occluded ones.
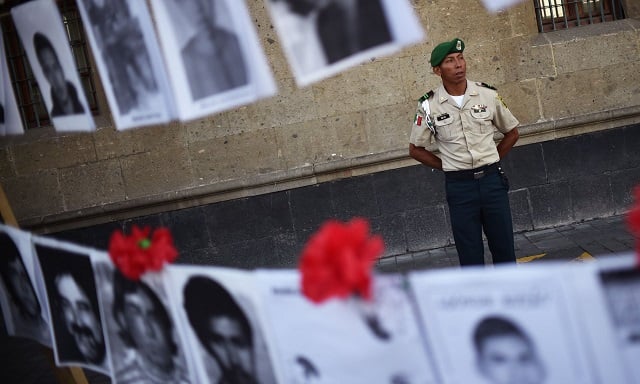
[445,162,500,180]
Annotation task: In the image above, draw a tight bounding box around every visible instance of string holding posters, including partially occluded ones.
[149,0,277,122]
[11,0,95,132]
[76,0,176,130]
[266,0,424,87]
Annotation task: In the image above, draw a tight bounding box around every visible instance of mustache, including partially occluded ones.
[70,323,96,338]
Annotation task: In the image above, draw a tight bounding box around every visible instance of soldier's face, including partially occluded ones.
[55,275,104,363]
[476,334,545,384]
[434,52,466,85]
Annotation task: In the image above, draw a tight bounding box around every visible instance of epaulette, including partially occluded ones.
[477,82,497,90]
[418,90,434,103]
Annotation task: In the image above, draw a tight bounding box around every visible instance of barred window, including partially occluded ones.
[1,0,98,129]
[534,0,626,32]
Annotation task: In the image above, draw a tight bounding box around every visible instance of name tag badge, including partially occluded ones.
[436,113,450,121]
[471,105,488,113]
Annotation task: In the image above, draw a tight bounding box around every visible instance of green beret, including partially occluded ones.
[430,38,465,67]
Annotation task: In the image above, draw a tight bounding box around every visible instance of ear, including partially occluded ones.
[432,66,441,77]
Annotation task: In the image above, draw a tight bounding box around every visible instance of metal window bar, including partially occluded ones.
[534,0,626,32]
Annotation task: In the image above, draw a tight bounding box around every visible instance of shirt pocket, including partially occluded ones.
[434,114,457,141]
[470,109,493,133]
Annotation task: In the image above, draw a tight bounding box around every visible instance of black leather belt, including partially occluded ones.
[445,162,500,180]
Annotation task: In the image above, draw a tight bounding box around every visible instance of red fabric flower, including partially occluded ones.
[299,218,384,304]
[627,186,640,264]
[108,225,178,280]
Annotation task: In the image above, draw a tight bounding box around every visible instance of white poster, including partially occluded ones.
[166,265,278,384]
[0,225,50,346]
[480,0,527,13]
[256,270,438,384]
[570,253,640,384]
[11,0,95,132]
[149,0,276,121]
[32,235,109,375]
[266,0,424,86]
[76,0,176,130]
[0,34,25,135]
[409,264,603,384]
[90,251,196,384]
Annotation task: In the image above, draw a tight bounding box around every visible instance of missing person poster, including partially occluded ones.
[76,0,176,130]
[266,0,424,86]
[0,34,25,135]
[149,0,276,121]
[255,270,438,384]
[165,265,278,384]
[0,225,50,346]
[409,264,604,384]
[11,0,96,132]
[32,235,109,374]
[90,251,196,384]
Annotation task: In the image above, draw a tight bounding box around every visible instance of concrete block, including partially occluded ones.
[499,37,555,83]
[363,102,416,154]
[601,61,640,112]
[290,183,335,231]
[330,175,380,221]
[203,198,254,246]
[507,0,539,36]
[569,175,615,221]
[3,171,63,222]
[610,167,640,213]
[501,143,547,189]
[13,135,97,174]
[273,231,300,268]
[623,124,640,168]
[529,181,574,229]
[465,40,504,87]
[538,69,607,119]
[370,213,408,257]
[52,221,123,251]
[120,148,195,200]
[0,147,15,179]
[60,160,125,211]
[190,128,283,183]
[185,115,231,143]
[94,123,186,160]
[404,205,450,251]
[509,189,533,233]
[498,79,540,125]
[372,165,446,215]
[553,30,639,73]
[162,207,212,253]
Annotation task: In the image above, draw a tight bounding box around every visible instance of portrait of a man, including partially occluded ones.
[174,0,248,101]
[183,275,257,384]
[0,231,50,344]
[473,315,546,384]
[36,244,107,369]
[110,269,190,384]
[32,32,85,118]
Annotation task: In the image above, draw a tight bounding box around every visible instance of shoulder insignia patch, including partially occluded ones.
[418,90,434,103]
[478,82,497,91]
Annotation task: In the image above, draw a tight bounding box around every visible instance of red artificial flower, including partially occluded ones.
[627,186,640,264]
[299,218,384,304]
[108,225,178,280]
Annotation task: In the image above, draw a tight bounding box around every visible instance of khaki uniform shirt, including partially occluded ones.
[410,80,519,171]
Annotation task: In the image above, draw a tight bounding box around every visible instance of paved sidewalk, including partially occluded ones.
[376,214,636,272]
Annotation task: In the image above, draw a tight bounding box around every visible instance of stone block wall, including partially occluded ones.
[0,0,639,238]
[51,124,640,269]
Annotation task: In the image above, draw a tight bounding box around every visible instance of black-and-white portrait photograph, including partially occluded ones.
[167,265,277,384]
[0,225,50,346]
[91,252,194,384]
[76,0,176,130]
[33,237,108,373]
[409,266,599,384]
[255,270,437,384]
[266,0,424,86]
[11,0,95,132]
[596,254,640,383]
[0,34,24,136]
[149,0,276,121]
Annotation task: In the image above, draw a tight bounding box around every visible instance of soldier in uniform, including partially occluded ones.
[409,38,520,266]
